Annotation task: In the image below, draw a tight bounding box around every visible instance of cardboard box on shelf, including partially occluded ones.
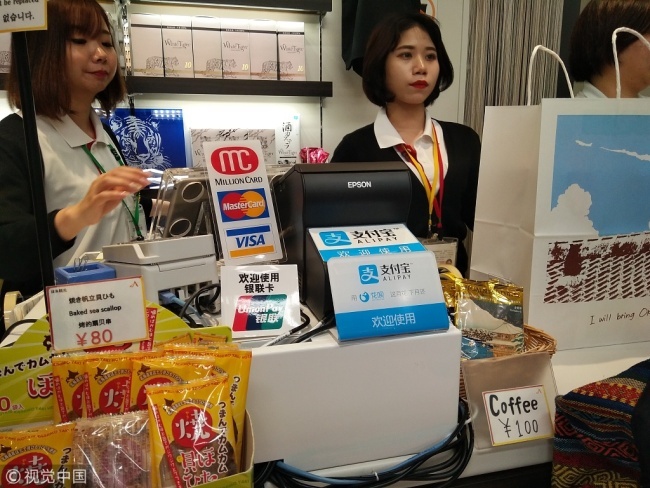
[220,18,251,80]
[161,15,194,78]
[130,13,164,77]
[192,16,223,79]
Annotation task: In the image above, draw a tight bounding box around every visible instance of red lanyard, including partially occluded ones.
[397,127,444,236]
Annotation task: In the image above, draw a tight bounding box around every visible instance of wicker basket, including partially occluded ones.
[459,324,557,400]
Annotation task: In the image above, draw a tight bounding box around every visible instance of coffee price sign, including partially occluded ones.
[482,385,554,446]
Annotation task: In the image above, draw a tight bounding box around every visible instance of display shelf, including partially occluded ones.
[126,76,332,98]
[128,0,332,14]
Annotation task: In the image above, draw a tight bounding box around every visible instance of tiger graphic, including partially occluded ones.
[109,115,171,170]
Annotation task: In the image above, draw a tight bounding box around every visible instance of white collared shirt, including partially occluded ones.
[574,81,649,98]
[574,81,608,98]
[373,108,449,192]
[35,111,133,267]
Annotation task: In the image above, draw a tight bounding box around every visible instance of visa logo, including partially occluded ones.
[226,225,276,259]
[236,234,266,248]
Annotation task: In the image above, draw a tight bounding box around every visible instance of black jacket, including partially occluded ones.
[331,120,481,275]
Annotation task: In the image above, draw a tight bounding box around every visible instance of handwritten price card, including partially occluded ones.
[47,277,148,352]
[482,385,553,446]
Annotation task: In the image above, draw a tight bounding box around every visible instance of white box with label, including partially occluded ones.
[161,15,194,78]
[277,21,306,81]
[249,19,277,80]
[220,18,250,79]
[129,13,164,77]
[192,16,222,79]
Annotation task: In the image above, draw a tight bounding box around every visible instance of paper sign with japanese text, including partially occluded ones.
[46,277,148,352]
[0,1,47,33]
[328,251,449,341]
[204,139,283,264]
[220,264,299,339]
[482,385,554,446]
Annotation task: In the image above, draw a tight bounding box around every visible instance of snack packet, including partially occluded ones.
[129,356,214,412]
[191,332,228,346]
[0,423,76,488]
[83,353,132,417]
[73,411,150,488]
[52,354,87,423]
[147,376,238,488]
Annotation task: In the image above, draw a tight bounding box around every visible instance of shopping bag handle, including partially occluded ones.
[612,27,650,99]
[526,45,574,106]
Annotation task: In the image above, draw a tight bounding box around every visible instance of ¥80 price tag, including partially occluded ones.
[482,385,553,446]
[47,277,148,352]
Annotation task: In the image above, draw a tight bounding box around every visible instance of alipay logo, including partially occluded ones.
[358,265,379,284]
[319,231,351,247]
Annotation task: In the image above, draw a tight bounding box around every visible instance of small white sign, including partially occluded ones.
[47,277,148,352]
[482,385,554,446]
[0,2,47,33]
[328,252,449,341]
[204,139,283,264]
[220,264,300,339]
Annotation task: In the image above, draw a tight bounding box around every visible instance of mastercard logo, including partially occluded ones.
[219,189,269,221]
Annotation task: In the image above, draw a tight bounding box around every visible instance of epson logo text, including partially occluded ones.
[348,181,372,189]
[210,146,259,175]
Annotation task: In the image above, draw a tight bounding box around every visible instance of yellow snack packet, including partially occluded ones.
[83,352,132,417]
[147,376,238,488]
[129,356,214,412]
[191,331,228,345]
[52,355,87,423]
[181,349,251,465]
[154,333,193,349]
[0,422,76,488]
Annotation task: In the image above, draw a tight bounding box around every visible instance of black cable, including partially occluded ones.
[291,313,335,343]
[254,461,277,488]
[269,399,473,488]
[195,284,221,316]
[178,283,221,327]
[1,318,37,345]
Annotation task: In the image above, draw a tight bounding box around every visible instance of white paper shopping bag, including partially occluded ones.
[472,98,650,351]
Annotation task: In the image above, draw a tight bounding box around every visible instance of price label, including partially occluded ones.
[482,385,553,446]
[0,1,47,33]
[47,277,148,352]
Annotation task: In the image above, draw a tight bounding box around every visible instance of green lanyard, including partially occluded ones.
[81,143,143,240]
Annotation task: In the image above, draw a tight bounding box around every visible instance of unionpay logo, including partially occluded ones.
[233,294,287,331]
[358,265,379,284]
[218,189,270,222]
[319,231,351,247]
[210,146,259,174]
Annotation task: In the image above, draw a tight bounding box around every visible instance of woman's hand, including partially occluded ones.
[53,166,150,241]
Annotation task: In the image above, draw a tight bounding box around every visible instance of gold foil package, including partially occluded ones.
[454,279,524,358]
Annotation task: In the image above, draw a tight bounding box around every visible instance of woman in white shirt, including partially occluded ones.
[0,0,150,317]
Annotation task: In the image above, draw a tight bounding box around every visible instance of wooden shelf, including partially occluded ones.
[126,76,332,98]
[129,0,332,14]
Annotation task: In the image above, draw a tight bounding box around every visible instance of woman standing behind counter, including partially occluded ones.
[0,0,150,322]
[331,12,481,277]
